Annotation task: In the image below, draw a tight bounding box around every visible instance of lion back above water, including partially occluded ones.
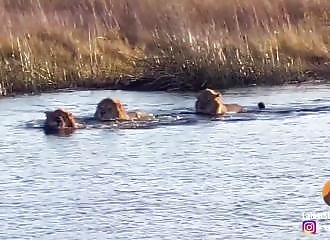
[43,108,77,135]
[94,98,155,121]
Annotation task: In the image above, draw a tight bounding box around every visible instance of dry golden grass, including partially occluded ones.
[0,0,329,95]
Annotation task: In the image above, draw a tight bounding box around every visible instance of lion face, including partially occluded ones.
[195,88,226,115]
[94,98,130,121]
[44,109,76,134]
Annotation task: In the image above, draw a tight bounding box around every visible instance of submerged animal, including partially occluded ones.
[258,102,266,109]
[43,108,79,135]
[195,88,264,115]
[94,98,155,121]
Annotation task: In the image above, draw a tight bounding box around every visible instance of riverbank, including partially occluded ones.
[0,0,329,96]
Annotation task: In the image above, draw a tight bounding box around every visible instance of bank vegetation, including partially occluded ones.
[0,0,329,96]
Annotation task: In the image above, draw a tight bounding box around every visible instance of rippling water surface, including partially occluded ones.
[0,85,329,239]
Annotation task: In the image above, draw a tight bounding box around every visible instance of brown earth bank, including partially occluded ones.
[0,0,329,96]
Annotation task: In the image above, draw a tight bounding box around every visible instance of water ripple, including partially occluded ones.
[0,85,329,239]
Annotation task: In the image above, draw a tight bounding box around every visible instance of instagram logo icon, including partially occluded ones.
[302,220,317,234]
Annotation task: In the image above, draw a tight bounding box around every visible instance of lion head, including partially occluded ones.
[43,108,76,134]
[195,88,226,115]
[94,98,130,121]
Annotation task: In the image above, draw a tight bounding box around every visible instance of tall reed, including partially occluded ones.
[0,0,329,95]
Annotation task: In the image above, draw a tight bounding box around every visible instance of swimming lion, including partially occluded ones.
[195,88,246,115]
[195,88,265,115]
[94,98,155,121]
[43,108,78,135]
[195,88,227,115]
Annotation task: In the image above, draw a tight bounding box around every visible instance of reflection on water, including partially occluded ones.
[0,84,329,239]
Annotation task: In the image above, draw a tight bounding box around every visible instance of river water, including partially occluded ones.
[0,85,329,239]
